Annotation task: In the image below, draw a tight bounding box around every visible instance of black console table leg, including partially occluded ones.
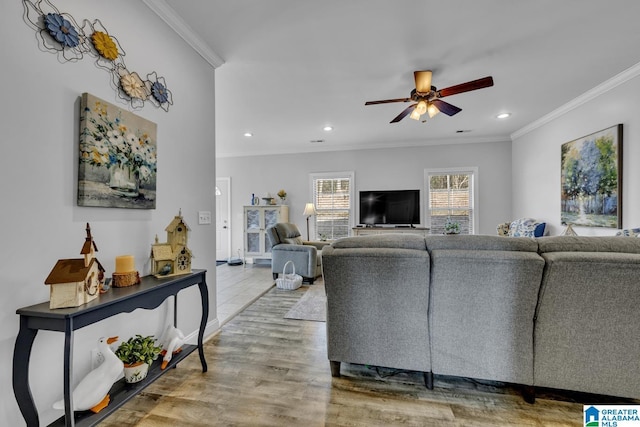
[13,317,39,427]
[424,371,434,390]
[63,320,76,426]
[197,281,209,372]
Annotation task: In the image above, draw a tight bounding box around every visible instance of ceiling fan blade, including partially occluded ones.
[438,76,494,98]
[390,104,417,123]
[414,70,433,93]
[431,99,462,116]
[365,98,411,105]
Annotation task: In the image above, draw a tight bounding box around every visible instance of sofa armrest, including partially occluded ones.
[272,244,317,278]
[303,240,331,250]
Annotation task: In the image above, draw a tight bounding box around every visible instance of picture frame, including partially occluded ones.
[78,93,157,209]
[560,124,622,228]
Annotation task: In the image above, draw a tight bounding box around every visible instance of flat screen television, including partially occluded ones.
[359,190,420,226]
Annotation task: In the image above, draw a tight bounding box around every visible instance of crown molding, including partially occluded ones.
[511,61,640,140]
[142,0,225,69]
[217,135,512,158]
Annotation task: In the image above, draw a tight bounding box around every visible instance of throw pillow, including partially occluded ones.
[508,218,546,238]
[616,227,640,237]
[283,236,303,245]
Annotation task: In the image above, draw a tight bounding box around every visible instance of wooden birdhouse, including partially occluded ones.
[45,223,105,309]
[150,210,193,278]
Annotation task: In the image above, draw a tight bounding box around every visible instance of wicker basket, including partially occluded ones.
[275,261,302,290]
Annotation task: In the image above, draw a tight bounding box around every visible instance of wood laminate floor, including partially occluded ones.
[100,265,633,426]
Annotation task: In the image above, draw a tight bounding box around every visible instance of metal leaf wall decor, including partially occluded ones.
[23,0,173,111]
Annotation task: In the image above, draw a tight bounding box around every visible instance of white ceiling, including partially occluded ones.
[158,0,640,157]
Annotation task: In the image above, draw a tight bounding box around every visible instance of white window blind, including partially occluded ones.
[426,169,476,234]
[310,172,353,240]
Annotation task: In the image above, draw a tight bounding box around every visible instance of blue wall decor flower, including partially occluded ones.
[151,81,169,104]
[44,13,80,48]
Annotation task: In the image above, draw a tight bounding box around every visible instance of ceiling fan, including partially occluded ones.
[365,71,494,123]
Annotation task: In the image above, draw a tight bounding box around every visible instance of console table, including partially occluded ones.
[13,269,209,427]
[352,226,431,237]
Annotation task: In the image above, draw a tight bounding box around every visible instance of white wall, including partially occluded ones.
[512,69,640,236]
[217,140,512,255]
[0,2,217,425]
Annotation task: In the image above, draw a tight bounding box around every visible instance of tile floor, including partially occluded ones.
[215,261,275,325]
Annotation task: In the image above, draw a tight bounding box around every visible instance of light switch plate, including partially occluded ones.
[198,211,212,225]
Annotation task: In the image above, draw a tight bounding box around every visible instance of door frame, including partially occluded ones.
[216,177,231,261]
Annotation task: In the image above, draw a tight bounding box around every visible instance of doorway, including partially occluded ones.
[216,177,231,261]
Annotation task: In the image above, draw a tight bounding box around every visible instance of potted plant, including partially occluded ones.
[277,189,287,205]
[115,334,162,383]
[444,218,461,235]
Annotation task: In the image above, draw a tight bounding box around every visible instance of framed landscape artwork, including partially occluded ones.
[78,93,157,209]
[560,124,622,228]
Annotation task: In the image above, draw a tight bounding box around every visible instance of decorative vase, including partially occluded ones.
[109,163,139,197]
[123,362,149,383]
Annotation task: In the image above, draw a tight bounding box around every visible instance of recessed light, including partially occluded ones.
[310,139,325,143]
[323,126,333,131]
[496,113,511,119]
[243,132,253,137]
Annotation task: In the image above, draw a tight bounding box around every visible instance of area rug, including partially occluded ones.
[284,283,326,322]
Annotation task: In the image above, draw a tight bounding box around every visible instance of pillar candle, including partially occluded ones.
[115,255,135,273]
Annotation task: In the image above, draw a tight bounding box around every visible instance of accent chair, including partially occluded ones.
[266,223,328,284]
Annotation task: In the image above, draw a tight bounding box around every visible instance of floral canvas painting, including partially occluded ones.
[78,93,157,209]
[560,124,622,228]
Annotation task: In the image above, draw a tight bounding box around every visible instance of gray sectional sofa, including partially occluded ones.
[321,234,640,402]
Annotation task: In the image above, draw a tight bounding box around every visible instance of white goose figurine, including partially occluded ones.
[160,325,185,369]
[53,336,123,413]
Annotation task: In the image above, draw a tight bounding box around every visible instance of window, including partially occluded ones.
[310,172,354,240]
[425,168,477,234]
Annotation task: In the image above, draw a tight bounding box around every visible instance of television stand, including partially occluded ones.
[352,226,430,237]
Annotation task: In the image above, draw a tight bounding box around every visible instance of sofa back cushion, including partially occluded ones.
[425,234,538,253]
[537,236,640,254]
[322,244,431,373]
[332,233,427,251]
[429,248,544,385]
[534,250,640,397]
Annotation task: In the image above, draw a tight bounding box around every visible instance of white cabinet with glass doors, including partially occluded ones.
[243,205,289,262]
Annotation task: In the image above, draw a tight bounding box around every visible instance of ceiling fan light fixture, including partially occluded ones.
[409,109,421,120]
[415,100,427,115]
[427,102,439,118]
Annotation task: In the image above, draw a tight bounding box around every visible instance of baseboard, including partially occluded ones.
[184,318,220,345]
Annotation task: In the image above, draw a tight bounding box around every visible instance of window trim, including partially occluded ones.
[424,167,479,234]
[309,171,355,239]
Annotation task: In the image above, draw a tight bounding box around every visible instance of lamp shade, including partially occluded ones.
[303,203,317,217]
[427,102,440,118]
